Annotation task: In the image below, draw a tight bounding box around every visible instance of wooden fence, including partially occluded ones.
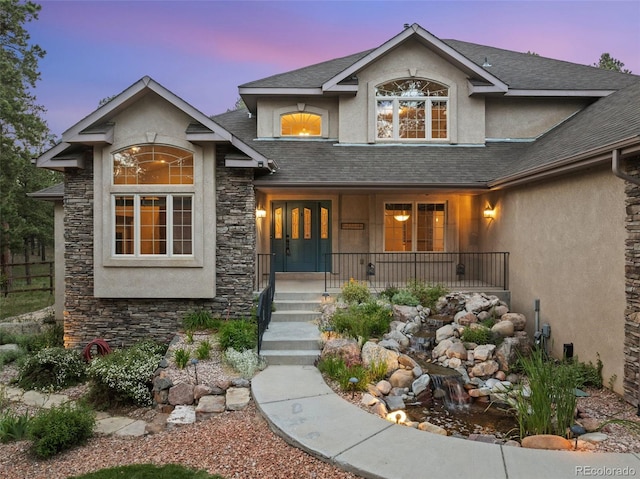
[1,261,54,296]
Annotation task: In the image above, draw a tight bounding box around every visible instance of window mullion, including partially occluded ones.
[134,195,141,257]
[393,99,400,140]
[167,194,173,257]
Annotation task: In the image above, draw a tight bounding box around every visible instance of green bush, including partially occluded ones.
[28,402,95,458]
[18,323,64,352]
[406,280,448,309]
[0,348,25,369]
[317,355,377,391]
[330,300,392,342]
[379,285,399,302]
[570,355,603,388]
[218,319,257,352]
[87,342,163,407]
[460,326,500,346]
[340,278,371,304]
[0,411,30,443]
[195,340,212,360]
[183,309,222,332]
[224,347,265,378]
[390,289,420,306]
[17,346,86,391]
[174,348,191,369]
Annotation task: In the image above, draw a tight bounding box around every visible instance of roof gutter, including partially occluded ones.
[612,148,640,186]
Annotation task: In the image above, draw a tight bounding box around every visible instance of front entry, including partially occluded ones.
[272,201,331,272]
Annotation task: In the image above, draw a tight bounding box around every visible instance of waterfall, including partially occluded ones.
[431,374,471,410]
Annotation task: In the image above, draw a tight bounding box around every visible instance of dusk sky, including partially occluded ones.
[29,0,640,138]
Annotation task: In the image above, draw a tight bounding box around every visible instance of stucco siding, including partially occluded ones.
[486,97,590,139]
[478,167,626,393]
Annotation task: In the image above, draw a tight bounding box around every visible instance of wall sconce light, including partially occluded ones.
[394,212,410,222]
[483,205,496,219]
[256,208,267,219]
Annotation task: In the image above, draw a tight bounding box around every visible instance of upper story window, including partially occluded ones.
[376,79,448,141]
[281,112,322,137]
[111,145,194,257]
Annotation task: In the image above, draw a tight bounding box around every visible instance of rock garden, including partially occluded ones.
[316,279,640,451]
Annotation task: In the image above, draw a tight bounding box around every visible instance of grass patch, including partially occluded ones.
[69,464,224,479]
[183,309,222,332]
[0,261,55,320]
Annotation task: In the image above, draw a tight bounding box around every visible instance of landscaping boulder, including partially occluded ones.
[435,324,455,343]
[362,341,399,372]
[195,395,225,421]
[393,305,419,322]
[225,387,250,411]
[501,312,527,331]
[418,421,447,435]
[432,339,453,359]
[471,360,500,378]
[446,341,468,360]
[321,338,361,365]
[412,374,431,396]
[491,320,515,337]
[521,435,573,450]
[473,344,495,361]
[168,383,194,406]
[389,369,414,389]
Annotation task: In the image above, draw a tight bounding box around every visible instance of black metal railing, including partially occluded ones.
[256,253,274,292]
[256,253,276,353]
[323,252,509,291]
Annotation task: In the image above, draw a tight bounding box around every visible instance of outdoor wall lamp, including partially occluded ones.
[256,208,267,219]
[394,212,410,222]
[483,205,496,220]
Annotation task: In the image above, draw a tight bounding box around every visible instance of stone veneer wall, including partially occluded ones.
[624,156,640,406]
[62,151,256,349]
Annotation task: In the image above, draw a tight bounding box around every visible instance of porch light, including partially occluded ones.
[256,208,267,219]
[394,212,410,222]
[483,205,495,219]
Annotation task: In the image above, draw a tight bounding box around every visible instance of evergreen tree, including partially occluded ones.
[594,53,632,74]
[0,0,59,282]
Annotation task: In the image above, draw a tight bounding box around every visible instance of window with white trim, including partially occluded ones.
[112,145,194,257]
[376,79,448,141]
[281,112,321,137]
[384,203,445,252]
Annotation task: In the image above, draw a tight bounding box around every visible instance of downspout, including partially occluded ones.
[611,148,640,415]
[612,148,640,186]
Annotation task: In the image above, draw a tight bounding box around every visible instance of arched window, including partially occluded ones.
[280,112,322,137]
[112,145,194,256]
[375,79,448,141]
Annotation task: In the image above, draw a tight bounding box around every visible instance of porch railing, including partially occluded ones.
[256,253,276,353]
[323,252,509,291]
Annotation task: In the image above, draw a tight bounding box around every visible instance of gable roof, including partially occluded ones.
[36,76,275,171]
[240,24,638,101]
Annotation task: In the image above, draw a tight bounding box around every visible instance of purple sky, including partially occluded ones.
[30,0,640,138]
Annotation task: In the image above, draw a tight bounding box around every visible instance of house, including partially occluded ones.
[35,24,640,403]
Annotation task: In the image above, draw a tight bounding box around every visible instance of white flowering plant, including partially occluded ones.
[224,347,266,379]
[87,341,164,407]
[17,347,86,391]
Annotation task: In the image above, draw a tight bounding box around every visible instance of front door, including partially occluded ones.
[272,201,331,272]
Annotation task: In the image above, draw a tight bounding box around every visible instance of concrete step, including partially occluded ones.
[274,299,321,312]
[274,291,325,302]
[270,310,320,322]
[260,349,320,366]
[260,321,320,350]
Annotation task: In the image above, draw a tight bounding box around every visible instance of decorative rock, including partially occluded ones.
[362,341,399,372]
[521,435,573,450]
[578,417,601,432]
[371,401,388,418]
[476,311,490,322]
[360,393,379,407]
[384,330,410,350]
[384,395,406,411]
[468,433,498,443]
[457,312,478,327]
[471,360,500,378]
[225,387,250,411]
[232,378,251,388]
[393,305,419,322]
[432,339,453,358]
[376,380,392,395]
[402,321,421,335]
[367,384,381,397]
[418,421,447,435]
[506,373,519,384]
[168,383,194,406]
[448,357,462,369]
[501,312,527,331]
[435,324,455,343]
[468,387,491,397]
[153,376,173,392]
[473,344,496,361]
[412,374,431,396]
[412,366,423,378]
[446,342,468,360]
[465,294,491,313]
[321,338,361,364]
[494,370,507,381]
[389,369,414,389]
[194,384,213,401]
[378,339,401,351]
[495,337,521,371]
[195,395,226,421]
[493,305,509,317]
[491,320,515,337]
[398,354,419,369]
[579,432,609,443]
[214,379,232,391]
[504,440,521,447]
[166,405,196,429]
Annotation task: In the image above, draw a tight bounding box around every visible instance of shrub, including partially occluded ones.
[195,340,212,360]
[460,326,499,346]
[571,354,603,388]
[87,342,163,407]
[224,347,265,378]
[17,347,86,391]
[316,355,370,391]
[17,323,64,352]
[219,319,257,352]
[174,348,191,369]
[379,285,399,302]
[390,289,420,306]
[330,300,392,342]
[28,402,95,458]
[341,278,371,304]
[406,280,448,309]
[0,411,31,443]
[0,348,25,369]
[183,309,222,332]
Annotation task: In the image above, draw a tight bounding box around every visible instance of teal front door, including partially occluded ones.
[272,201,331,272]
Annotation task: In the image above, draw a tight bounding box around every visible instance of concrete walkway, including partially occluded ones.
[252,365,640,479]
